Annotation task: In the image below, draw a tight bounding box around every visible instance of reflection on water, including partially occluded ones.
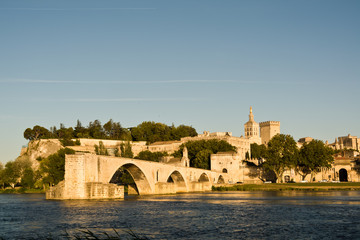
[1,191,360,239]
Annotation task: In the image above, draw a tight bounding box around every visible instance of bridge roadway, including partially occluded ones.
[46,153,229,199]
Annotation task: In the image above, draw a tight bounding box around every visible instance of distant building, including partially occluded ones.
[328,134,360,151]
[298,137,313,143]
[297,137,314,148]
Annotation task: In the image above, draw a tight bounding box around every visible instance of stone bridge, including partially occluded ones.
[46,153,229,199]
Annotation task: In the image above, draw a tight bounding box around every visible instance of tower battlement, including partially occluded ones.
[259,121,280,145]
[259,121,280,126]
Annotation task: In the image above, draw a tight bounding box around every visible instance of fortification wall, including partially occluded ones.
[74,139,147,156]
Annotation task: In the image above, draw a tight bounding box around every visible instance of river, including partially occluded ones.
[1,191,360,239]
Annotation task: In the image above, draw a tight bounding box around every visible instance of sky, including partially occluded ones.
[1,0,359,164]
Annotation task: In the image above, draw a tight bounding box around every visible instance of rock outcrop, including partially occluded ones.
[18,139,63,169]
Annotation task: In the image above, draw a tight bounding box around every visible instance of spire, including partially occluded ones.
[249,106,254,121]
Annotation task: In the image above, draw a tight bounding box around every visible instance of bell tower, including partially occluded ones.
[244,106,261,144]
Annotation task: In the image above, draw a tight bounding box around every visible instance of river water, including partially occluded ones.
[1,191,360,239]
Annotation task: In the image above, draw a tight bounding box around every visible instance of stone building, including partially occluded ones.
[210,152,240,174]
[329,134,360,151]
[297,137,314,148]
[298,137,313,144]
[281,156,360,183]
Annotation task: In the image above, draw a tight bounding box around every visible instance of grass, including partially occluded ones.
[212,182,360,191]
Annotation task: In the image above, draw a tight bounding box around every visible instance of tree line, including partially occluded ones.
[23,120,198,144]
[0,148,75,190]
[248,134,335,183]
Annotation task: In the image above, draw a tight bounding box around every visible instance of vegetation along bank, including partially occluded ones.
[212,182,360,191]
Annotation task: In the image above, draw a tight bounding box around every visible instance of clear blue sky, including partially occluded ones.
[1,0,359,164]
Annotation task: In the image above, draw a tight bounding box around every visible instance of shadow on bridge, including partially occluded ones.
[108,162,213,195]
[110,163,152,195]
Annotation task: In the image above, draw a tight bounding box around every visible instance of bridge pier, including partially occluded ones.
[47,181,124,200]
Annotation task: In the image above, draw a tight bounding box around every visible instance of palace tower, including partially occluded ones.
[259,121,280,145]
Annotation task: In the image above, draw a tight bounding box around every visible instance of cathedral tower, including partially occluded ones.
[244,106,261,144]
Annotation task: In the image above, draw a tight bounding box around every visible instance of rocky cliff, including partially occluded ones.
[18,139,63,169]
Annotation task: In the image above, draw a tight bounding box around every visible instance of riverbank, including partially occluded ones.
[2,183,360,195]
[0,188,45,194]
[212,182,360,191]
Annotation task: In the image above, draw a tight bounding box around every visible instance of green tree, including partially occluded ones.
[170,124,197,140]
[88,120,104,139]
[2,158,32,188]
[2,161,21,188]
[74,119,89,138]
[242,160,277,183]
[94,141,109,156]
[20,168,36,188]
[55,124,74,140]
[297,140,334,181]
[250,143,267,159]
[135,150,168,162]
[23,125,51,141]
[263,134,299,183]
[103,119,132,140]
[131,121,171,143]
[40,148,75,186]
[120,142,133,158]
[174,140,237,170]
[193,149,213,169]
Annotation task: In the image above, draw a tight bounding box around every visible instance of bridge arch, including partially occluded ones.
[167,170,187,192]
[217,175,225,184]
[198,173,210,182]
[109,163,152,195]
